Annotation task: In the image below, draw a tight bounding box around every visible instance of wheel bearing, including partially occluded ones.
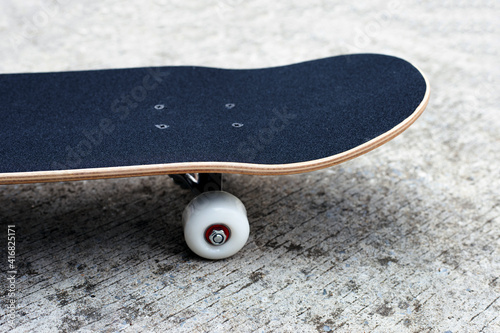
[205,224,230,246]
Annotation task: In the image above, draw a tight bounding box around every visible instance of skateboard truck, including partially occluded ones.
[169,173,222,194]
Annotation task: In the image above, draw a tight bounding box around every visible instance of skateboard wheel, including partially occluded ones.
[182,191,249,260]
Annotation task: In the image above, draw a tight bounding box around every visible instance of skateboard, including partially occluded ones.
[0,54,429,259]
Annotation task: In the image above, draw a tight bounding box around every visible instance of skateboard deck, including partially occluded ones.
[0,54,429,185]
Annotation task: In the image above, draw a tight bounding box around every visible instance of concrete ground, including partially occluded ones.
[0,0,499,332]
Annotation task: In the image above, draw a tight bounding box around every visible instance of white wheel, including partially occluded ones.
[182,191,249,260]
